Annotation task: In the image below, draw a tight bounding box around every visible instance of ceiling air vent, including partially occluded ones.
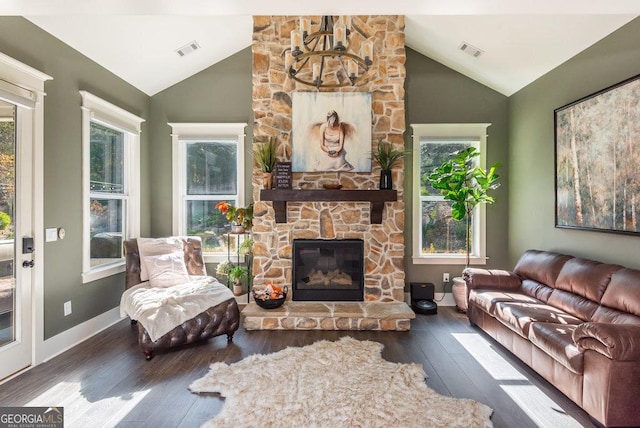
[459,42,483,58]
[175,40,200,57]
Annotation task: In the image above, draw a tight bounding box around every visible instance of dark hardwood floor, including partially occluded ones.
[0,307,596,427]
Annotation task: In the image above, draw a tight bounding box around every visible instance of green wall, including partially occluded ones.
[509,17,640,268]
[6,13,638,340]
[0,17,151,339]
[148,47,254,237]
[404,48,510,292]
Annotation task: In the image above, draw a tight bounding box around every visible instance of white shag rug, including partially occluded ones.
[189,337,493,428]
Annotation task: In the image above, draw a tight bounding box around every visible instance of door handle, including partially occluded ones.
[22,260,35,268]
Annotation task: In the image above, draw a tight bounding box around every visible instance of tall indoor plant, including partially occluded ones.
[371,139,408,190]
[428,147,500,310]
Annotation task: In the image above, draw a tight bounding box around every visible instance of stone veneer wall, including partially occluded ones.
[251,16,406,302]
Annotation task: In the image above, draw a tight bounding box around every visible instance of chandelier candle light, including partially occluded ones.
[288,16,373,89]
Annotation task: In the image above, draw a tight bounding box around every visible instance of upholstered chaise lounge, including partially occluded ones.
[464,249,640,427]
[122,237,240,360]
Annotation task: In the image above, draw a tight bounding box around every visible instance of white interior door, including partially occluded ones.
[0,97,35,380]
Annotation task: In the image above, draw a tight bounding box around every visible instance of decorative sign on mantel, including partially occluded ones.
[274,162,292,189]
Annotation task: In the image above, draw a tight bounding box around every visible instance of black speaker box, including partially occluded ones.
[410,282,437,315]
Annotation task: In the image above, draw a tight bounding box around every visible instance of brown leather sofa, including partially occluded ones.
[464,250,640,427]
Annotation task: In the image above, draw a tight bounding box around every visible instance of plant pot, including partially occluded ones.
[262,172,272,189]
[233,282,244,296]
[452,277,468,313]
[379,169,393,190]
[231,224,245,233]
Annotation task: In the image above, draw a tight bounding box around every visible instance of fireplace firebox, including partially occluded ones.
[292,239,364,301]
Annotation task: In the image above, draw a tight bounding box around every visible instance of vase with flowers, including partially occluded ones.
[215,201,253,233]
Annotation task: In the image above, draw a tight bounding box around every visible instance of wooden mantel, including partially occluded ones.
[260,189,397,224]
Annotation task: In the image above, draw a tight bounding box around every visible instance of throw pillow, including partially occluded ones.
[137,237,184,281]
[144,251,190,288]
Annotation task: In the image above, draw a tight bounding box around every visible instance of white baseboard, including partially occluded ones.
[434,292,456,306]
[37,307,124,364]
[405,291,455,306]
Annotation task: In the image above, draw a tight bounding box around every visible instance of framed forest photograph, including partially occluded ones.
[555,73,640,235]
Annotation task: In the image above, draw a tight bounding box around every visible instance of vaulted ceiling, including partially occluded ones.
[2,0,637,96]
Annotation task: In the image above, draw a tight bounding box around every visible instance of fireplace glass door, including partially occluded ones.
[292,239,364,301]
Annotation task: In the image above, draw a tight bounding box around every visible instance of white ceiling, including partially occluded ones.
[4,1,638,96]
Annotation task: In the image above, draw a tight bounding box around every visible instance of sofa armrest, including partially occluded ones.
[573,322,640,361]
[463,267,521,290]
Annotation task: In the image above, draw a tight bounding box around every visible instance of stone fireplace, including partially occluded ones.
[243,15,415,330]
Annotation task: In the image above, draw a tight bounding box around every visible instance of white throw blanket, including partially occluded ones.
[120,276,234,342]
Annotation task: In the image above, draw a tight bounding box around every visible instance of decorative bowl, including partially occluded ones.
[253,286,288,309]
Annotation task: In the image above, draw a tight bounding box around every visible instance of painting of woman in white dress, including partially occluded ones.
[292,92,372,172]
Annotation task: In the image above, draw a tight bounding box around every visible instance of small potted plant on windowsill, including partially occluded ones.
[428,147,500,312]
[371,139,408,190]
[254,137,277,189]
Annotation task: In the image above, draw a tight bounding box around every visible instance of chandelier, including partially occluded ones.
[287,16,373,89]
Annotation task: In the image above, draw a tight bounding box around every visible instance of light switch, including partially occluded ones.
[46,228,58,242]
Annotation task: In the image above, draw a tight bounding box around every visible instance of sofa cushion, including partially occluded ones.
[597,268,640,321]
[547,289,599,321]
[591,306,640,325]
[494,301,583,337]
[555,257,622,304]
[513,250,573,288]
[529,322,583,374]
[469,289,540,316]
[464,268,521,290]
[520,279,554,303]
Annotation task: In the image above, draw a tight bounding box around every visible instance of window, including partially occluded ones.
[169,123,246,263]
[81,91,143,283]
[411,124,490,265]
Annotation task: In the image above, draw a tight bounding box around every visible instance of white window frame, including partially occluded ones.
[411,123,491,265]
[169,123,247,263]
[81,91,143,283]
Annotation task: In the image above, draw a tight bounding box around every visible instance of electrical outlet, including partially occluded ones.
[64,301,72,316]
[443,273,450,283]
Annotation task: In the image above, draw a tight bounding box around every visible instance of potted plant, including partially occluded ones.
[239,237,254,260]
[228,265,248,296]
[428,146,500,311]
[235,204,254,231]
[238,237,254,287]
[253,137,277,189]
[215,201,253,232]
[371,139,408,189]
[215,260,232,277]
